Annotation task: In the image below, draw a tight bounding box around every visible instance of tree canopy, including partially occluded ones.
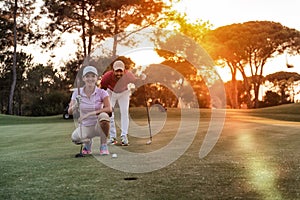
[42,0,170,57]
[204,21,300,108]
[1,1,300,115]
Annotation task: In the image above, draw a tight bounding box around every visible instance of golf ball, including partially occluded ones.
[112,153,117,158]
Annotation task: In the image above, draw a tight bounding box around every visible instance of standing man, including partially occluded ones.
[101,58,143,146]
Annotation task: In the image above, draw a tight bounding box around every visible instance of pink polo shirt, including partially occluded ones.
[71,87,109,126]
[100,70,136,93]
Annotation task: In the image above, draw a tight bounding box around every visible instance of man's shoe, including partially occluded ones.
[108,137,118,145]
[121,135,129,146]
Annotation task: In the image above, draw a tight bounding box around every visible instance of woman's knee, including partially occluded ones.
[71,128,80,142]
[98,112,110,122]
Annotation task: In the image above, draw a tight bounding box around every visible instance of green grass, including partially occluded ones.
[0,114,69,125]
[225,103,300,122]
[0,104,300,199]
[247,103,300,121]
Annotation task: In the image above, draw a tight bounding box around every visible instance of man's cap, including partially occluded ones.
[82,66,98,77]
[113,60,125,71]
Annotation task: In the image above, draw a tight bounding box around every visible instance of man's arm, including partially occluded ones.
[100,73,109,90]
[129,71,146,86]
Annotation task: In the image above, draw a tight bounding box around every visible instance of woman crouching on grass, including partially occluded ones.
[68,66,112,155]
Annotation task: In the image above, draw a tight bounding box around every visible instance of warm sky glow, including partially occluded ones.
[26,0,300,83]
[173,0,300,30]
[171,0,300,81]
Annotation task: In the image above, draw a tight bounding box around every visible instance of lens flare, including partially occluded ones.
[75,27,226,173]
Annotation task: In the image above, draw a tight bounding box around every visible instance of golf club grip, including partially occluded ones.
[77,78,80,96]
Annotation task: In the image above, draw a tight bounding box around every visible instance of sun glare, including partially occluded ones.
[236,130,282,199]
[123,48,165,67]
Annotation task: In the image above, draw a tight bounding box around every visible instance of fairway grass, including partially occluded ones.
[0,104,300,199]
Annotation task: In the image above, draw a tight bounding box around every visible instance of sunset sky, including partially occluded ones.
[27,0,300,82]
[174,0,300,30]
[171,0,300,81]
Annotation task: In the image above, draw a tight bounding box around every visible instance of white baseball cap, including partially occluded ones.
[113,60,125,71]
[82,66,98,77]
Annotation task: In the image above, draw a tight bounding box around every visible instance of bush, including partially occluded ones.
[29,91,70,116]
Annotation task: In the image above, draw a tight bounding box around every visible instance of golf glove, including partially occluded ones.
[72,95,82,109]
[140,73,147,80]
[76,95,82,104]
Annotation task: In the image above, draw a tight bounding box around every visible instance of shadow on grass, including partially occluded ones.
[0,114,71,125]
[0,104,300,199]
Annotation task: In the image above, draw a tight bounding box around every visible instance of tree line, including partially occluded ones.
[1,0,300,116]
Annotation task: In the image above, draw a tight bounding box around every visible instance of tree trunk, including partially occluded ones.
[81,0,87,57]
[88,32,92,55]
[227,63,239,109]
[253,66,264,108]
[240,71,252,108]
[8,0,18,115]
[253,83,260,108]
[112,8,119,58]
[230,69,239,109]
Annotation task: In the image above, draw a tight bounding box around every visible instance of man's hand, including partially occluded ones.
[107,112,112,117]
[140,73,147,81]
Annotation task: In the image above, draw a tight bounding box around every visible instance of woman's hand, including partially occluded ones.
[78,113,90,123]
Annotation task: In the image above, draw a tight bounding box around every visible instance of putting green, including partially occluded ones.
[0,105,299,199]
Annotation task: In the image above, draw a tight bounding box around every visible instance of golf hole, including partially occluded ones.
[124,177,138,181]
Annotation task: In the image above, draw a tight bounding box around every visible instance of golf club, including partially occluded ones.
[144,84,152,145]
[75,78,85,158]
[74,138,91,157]
[75,143,84,157]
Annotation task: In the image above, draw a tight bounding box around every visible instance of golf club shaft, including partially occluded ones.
[77,78,83,141]
[144,85,152,141]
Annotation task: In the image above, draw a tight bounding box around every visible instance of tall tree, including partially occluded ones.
[153,10,227,108]
[0,51,34,114]
[156,13,228,108]
[42,0,170,58]
[154,30,224,108]
[205,21,300,108]
[265,71,300,103]
[9,0,18,115]
[1,0,37,114]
